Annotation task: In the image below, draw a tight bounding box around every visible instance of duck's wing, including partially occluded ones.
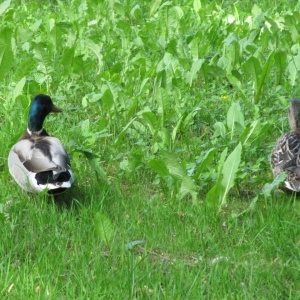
[12,136,71,176]
[272,132,300,177]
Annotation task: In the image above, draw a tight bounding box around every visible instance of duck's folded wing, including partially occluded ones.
[279,133,300,177]
[12,137,70,174]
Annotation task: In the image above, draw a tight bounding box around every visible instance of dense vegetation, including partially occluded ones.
[1,0,300,298]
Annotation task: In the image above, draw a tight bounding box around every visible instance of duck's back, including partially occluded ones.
[8,135,73,194]
[271,132,300,191]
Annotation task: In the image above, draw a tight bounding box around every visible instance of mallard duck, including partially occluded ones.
[8,94,74,195]
[271,99,300,191]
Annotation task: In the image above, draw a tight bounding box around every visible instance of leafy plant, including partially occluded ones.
[1,1,300,297]
[206,143,242,210]
[94,211,114,246]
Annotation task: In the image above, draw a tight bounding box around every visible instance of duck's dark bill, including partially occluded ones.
[52,105,63,112]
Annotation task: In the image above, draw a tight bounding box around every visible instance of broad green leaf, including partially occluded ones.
[274,51,287,85]
[0,0,11,16]
[206,148,228,206]
[193,148,216,180]
[76,149,109,185]
[242,56,260,90]
[161,52,179,73]
[217,149,229,176]
[158,128,171,148]
[167,6,183,29]
[254,51,274,104]
[80,119,91,135]
[104,80,121,102]
[156,87,169,127]
[287,51,300,86]
[33,43,53,75]
[189,37,199,60]
[139,78,150,93]
[226,41,240,73]
[162,152,186,179]
[82,93,101,108]
[130,4,142,20]
[126,96,138,122]
[262,172,287,197]
[149,0,162,17]
[227,102,244,139]
[125,240,145,250]
[14,59,35,79]
[94,212,114,246]
[239,119,260,146]
[220,143,242,207]
[205,184,224,207]
[173,6,184,19]
[12,77,26,104]
[182,107,201,127]
[180,176,198,204]
[171,113,185,142]
[31,19,42,32]
[119,159,130,172]
[140,111,157,134]
[149,154,197,202]
[193,0,201,12]
[101,87,114,113]
[86,40,103,74]
[0,203,5,221]
[187,59,203,86]
[251,4,262,22]
[133,120,147,134]
[61,47,75,76]
[290,25,299,42]
[114,117,137,147]
[217,56,229,70]
[229,40,240,63]
[0,28,14,82]
[248,123,271,146]
[73,55,94,80]
[232,172,287,218]
[48,18,55,32]
[231,196,258,219]
[227,74,243,92]
[213,122,226,138]
[148,159,170,176]
[49,22,64,51]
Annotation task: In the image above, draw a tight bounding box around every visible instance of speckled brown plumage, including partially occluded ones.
[271,132,300,191]
[271,99,300,192]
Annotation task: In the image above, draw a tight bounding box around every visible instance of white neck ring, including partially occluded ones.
[27,128,44,135]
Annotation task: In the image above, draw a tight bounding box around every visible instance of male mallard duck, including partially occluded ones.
[8,94,74,195]
[271,99,300,191]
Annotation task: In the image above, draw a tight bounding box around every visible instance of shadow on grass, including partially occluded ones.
[49,179,123,211]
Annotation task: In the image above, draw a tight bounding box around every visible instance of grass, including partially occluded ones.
[1,0,300,298]
[2,187,300,298]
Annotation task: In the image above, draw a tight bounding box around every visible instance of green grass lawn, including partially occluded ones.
[1,0,300,298]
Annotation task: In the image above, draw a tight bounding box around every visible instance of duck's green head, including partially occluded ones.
[28,94,63,133]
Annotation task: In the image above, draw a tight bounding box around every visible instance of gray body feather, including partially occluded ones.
[8,136,74,193]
